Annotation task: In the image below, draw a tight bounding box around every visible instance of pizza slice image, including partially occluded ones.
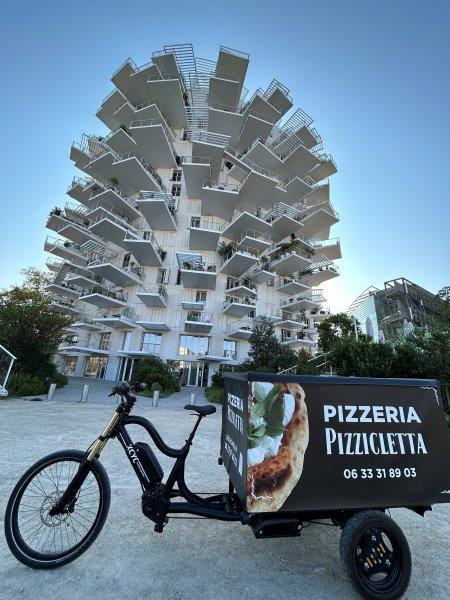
[247,382,309,512]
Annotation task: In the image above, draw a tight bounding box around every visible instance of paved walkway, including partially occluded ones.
[46,377,209,410]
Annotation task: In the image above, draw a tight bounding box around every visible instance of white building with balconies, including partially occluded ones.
[45,43,341,386]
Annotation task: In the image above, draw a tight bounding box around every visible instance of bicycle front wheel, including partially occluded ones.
[4,449,110,569]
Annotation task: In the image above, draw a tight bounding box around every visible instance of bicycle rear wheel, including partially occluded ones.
[4,449,110,569]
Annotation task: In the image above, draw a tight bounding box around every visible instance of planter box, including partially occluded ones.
[221,373,450,514]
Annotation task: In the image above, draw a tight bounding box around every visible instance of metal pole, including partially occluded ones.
[81,384,90,403]
[47,383,57,401]
[153,390,160,408]
[190,391,196,405]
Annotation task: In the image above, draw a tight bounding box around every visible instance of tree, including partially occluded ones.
[0,269,73,381]
[328,337,395,377]
[434,286,450,328]
[317,313,363,353]
[243,317,297,372]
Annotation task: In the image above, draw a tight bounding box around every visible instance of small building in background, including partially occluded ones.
[347,277,440,344]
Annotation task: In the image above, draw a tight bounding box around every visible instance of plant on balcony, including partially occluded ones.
[158,249,167,261]
[63,240,71,248]
[304,246,315,257]
[110,177,119,186]
[168,203,177,216]
[217,240,236,258]
[224,160,233,170]
[119,123,130,135]
[183,92,189,106]
[182,261,192,270]
[50,207,62,217]
[175,154,182,166]
[187,310,199,322]
[207,264,217,272]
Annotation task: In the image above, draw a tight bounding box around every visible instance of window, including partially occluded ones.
[182,130,188,141]
[99,332,111,351]
[121,331,131,351]
[196,290,207,302]
[63,356,77,375]
[122,253,131,268]
[141,332,162,354]
[171,169,182,182]
[143,231,152,240]
[178,335,209,357]
[190,216,201,228]
[171,184,181,197]
[223,339,237,360]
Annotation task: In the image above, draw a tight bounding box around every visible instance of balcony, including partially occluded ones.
[188,216,221,250]
[137,191,177,231]
[221,204,271,242]
[302,263,340,286]
[87,205,139,249]
[219,245,259,278]
[245,262,275,285]
[87,255,143,288]
[44,237,87,265]
[60,337,111,356]
[46,209,102,247]
[280,331,316,349]
[280,290,326,312]
[137,309,171,331]
[102,126,136,156]
[310,308,331,322]
[236,166,278,210]
[51,298,85,315]
[269,246,311,276]
[112,58,161,107]
[146,72,187,128]
[114,98,166,129]
[226,316,253,340]
[67,177,100,204]
[129,118,177,168]
[216,45,249,95]
[300,203,339,239]
[46,258,63,273]
[177,254,218,290]
[242,89,281,125]
[96,88,128,130]
[236,229,271,254]
[65,272,108,291]
[71,315,103,332]
[226,277,258,298]
[209,71,241,110]
[242,139,283,173]
[181,156,211,198]
[263,79,293,118]
[275,276,309,295]
[122,232,165,268]
[312,238,342,261]
[281,173,318,205]
[111,151,166,195]
[223,295,256,318]
[208,103,243,145]
[236,111,275,152]
[308,154,338,183]
[78,289,128,309]
[191,131,230,180]
[202,180,239,220]
[93,307,137,329]
[264,203,304,242]
[184,311,214,333]
[136,284,168,308]
[45,281,81,299]
[86,186,140,221]
[275,314,309,331]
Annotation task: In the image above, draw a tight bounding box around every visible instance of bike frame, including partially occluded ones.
[51,394,243,524]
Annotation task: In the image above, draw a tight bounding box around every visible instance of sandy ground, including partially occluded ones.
[0,399,449,600]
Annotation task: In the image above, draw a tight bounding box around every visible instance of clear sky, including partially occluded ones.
[1,0,449,311]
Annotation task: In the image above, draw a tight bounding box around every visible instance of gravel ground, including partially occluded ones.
[0,399,449,600]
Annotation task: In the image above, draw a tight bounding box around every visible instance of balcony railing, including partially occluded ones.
[222,204,267,231]
[223,295,256,309]
[138,284,168,303]
[138,191,177,220]
[96,306,136,322]
[114,151,167,191]
[226,277,257,292]
[62,337,112,352]
[298,200,339,222]
[280,289,326,309]
[180,155,211,166]
[130,117,176,144]
[180,260,217,273]
[236,228,270,245]
[185,311,213,324]
[87,253,144,279]
[189,216,221,232]
[209,101,240,114]
[203,180,240,193]
[264,202,303,224]
[67,176,98,194]
[190,130,230,147]
[129,230,166,260]
[226,146,278,180]
[45,236,84,255]
[226,316,254,336]
[220,244,260,265]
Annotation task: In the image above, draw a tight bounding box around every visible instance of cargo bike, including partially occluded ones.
[5,374,450,599]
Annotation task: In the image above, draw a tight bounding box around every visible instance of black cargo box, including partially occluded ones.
[221,373,450,514]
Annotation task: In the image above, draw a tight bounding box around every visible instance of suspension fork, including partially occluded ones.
[49,410,122,516]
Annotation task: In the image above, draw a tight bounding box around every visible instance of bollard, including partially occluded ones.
[47,383,57,401]
[153,390,160,407]
[81,384,90,403]
[190,391,196,406]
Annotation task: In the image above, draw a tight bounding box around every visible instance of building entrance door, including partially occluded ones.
[181,361,207,386]
[84,356,108,379]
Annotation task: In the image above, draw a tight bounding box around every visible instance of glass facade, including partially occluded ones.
[141,332,162,354]
[178,335,209,356]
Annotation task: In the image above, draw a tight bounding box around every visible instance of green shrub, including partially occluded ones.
[205,387,224,404]
[131,357,177,394]
[52,371,68,388]
[150,382,162,392]
[7,372,47,397]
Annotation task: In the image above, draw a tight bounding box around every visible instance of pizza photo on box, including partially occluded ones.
[247,381,309,512]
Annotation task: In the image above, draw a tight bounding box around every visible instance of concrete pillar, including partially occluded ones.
[153,390,160,407]
[190,391,196,405]
[47,383,57,401]
[81,384,90,403]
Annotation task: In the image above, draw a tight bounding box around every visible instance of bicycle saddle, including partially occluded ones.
[184,404,217,417]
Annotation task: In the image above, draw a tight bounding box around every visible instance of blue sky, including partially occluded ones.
[1,0,449,311]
